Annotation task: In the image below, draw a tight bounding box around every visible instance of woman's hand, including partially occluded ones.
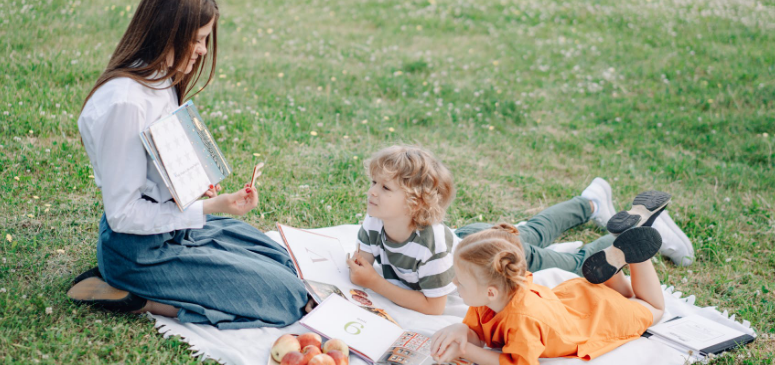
[203,184,258,216]
[430,323,470,363]
[202,184,222,198]
[346,252,381,289]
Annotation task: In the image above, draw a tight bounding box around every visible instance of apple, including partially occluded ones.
[322,338,349,357]
[272,334,301,362]
[281,351,305,365]
[301,345,322,364]
[298,332,323,350]
[308,354,335,365]
[326,350,349,365]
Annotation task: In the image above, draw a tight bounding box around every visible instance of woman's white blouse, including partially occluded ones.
[77,77,205,235]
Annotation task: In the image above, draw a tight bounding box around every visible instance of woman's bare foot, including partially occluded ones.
[304,298,317,314]
[132,300,179,317]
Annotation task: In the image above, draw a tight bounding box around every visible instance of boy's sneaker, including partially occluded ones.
[581,177,616,229]
[652,211,694,267]
[606,191,671,235]
[582,226,662,284]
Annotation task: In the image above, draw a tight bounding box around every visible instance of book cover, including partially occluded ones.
[140,101,231,211]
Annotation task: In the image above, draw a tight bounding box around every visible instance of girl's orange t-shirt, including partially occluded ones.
[462,272,653,365]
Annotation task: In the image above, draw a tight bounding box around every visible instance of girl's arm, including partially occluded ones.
[431,324,497,365]
[455,344,501,365]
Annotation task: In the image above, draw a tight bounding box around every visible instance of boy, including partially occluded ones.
[347,145,458,315]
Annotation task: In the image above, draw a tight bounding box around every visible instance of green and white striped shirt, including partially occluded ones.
[357,214,459,298]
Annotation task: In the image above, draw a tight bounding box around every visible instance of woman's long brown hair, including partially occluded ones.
[82,0,219,109]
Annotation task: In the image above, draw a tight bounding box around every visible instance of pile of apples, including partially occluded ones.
[271,333,349,365]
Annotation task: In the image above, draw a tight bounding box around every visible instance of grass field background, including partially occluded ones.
[1,0,774,362]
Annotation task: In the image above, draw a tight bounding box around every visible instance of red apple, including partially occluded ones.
[326,350,349,365]
[272,334,301,362]
[281,351,305,365]
[308,354,335,365]
[301,345,322,365]
[298,332,323,350]
[322,339,349,357]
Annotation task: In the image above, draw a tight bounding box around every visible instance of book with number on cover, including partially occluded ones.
[300,295,475,365]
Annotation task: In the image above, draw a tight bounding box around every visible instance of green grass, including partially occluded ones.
[1,0,774,363]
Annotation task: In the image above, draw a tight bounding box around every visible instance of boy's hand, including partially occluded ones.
[347,252,381,289]
[431,324,469,362]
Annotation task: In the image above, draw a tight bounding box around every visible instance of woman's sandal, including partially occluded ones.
[67,267,147,312]
[582,226,662,284]
[606,190,671,235]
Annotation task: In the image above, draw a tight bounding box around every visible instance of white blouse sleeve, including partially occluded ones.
[96,100,205,235]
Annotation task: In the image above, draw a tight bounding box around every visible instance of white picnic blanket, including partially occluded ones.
[149,224,755,365]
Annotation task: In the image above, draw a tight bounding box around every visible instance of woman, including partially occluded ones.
[68,0,309,329]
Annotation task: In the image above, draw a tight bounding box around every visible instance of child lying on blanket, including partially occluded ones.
[346,145,459,315]
[429,196,669,365]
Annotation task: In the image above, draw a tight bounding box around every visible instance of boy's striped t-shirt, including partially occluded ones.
[357,214,460,298]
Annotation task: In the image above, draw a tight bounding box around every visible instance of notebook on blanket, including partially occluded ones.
[276,224,401,324]
[643,315,755,361]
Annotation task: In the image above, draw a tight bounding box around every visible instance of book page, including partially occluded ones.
[149,115,211,209]
[648,315,748,352]
[300,295,405,362]
[277,224,399,313]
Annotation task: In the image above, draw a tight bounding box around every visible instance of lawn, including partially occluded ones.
[1,0,773,363]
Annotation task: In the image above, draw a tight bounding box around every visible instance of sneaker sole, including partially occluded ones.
[582,226,662,284]
[607,191,671,234]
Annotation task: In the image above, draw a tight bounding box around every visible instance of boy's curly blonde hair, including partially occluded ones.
[367,145,455,228]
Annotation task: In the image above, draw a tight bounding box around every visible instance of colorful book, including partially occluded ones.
[140,100,231,211]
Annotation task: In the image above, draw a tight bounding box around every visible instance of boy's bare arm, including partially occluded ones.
[354,250,376,266]
[346,254,447,315]
[371,280,447,315]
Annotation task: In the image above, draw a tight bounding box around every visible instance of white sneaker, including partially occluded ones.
[652,211,694,266]
[581,177,616,229]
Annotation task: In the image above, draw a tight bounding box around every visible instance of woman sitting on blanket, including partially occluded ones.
[430,192,671,365]
[67,0,310,329]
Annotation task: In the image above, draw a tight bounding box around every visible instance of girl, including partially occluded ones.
[67,0,309,329]
[430,194,667,365]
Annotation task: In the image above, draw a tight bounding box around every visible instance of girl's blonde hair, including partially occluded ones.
[367,145,455,228]
[454,223,527,296]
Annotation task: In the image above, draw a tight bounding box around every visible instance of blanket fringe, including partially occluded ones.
[146,313,227,364]
[660,285,755,332]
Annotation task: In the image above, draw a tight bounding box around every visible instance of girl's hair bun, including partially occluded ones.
[493,251,524,283]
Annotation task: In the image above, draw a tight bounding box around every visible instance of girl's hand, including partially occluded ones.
[202,184,222,198]
[346,252,381,289]
[431,324,470,362]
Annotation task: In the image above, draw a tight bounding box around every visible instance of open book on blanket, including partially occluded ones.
[301,295,474,365]
[643,314,755,361]
[276,224,402,325]
[140,100,231,211]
